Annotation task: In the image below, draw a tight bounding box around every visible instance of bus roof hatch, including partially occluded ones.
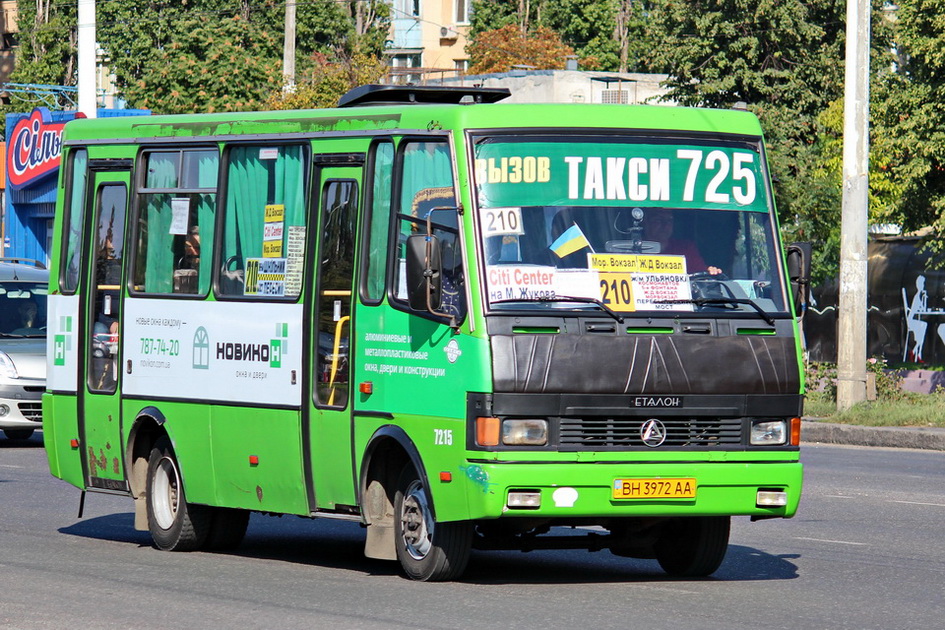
[338,84,511,108]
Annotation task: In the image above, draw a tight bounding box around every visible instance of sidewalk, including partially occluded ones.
[801,419,945,451]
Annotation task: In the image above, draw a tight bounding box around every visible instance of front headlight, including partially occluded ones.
[750,419,787,445]
[0,351,19,379]
[502,419,548,446]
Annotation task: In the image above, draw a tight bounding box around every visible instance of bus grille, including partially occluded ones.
[18,402,42,423]
[558,417,743,449]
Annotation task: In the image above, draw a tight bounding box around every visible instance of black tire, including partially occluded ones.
[146,437,210,551]
[204,508,250,551]
[394,465,473,581]
[655,516,730,577]
[3,428,34,440]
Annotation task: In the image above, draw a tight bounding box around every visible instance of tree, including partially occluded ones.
[870,0,945,237]
[647,0,896,280]
[468,24,577,74]
[94,0,390,113]
[469,0,656,72]
[122,14,282,114]
[265,50,388,111]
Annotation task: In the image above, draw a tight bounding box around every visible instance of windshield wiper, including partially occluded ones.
[492,295,625,323]
[654,297,776,326]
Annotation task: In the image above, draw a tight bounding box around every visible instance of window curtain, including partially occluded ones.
[400,143,453,215]
[196,153,218,294]
[223,146,305,295]
[144,157,178,293]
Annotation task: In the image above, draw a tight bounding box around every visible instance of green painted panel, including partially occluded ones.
[82,393,125,482]
[207,405,308,514]
[42,393,84,489]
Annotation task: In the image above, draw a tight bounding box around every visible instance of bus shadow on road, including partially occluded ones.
[59,513,799,583]
[59,513,152,546]
[460,544,799,585]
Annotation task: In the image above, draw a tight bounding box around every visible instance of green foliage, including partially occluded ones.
[468,24,577,74]
[93,0,390,113]
[870,0,945,241]
[645,0,900,283]
[264,51,388,110]
[805,358,906,406]
[121,14,282,114]
[469,0,655,72]
[9,0,77,86]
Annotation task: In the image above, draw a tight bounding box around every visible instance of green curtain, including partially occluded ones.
[223,145,305,296]
[196,153,218,294]
[144,155,178,293]
[400,142,453,214]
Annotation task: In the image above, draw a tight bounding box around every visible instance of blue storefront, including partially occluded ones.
[4,107,149,264]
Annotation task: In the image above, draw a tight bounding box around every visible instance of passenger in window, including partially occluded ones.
[182,226,201,269]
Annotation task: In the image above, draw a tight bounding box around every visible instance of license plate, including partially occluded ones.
[612,478,697,499]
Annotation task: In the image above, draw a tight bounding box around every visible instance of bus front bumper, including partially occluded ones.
[455,459,803,521]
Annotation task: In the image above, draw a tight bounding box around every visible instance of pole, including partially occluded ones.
[836,0,870,410]
[77,0,97,118]
[282,0,296,93]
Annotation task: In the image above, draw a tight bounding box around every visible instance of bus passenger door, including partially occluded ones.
[79,170,131,492]
[306,162,361,511]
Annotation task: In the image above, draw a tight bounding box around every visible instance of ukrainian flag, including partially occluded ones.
[550,224,592,258]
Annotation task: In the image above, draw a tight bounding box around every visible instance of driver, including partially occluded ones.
[643,209,722,275]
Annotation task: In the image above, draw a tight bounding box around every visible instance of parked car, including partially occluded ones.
[0,258,48,440]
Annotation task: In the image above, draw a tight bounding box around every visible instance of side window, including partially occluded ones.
[133,149,218,295]
[61,149,88,294]
[361,140,394,303]
[220,145,307,299]
[392,140,466,321]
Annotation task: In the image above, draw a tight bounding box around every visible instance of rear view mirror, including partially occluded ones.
[786,242,812,319]
[406,234,442,312]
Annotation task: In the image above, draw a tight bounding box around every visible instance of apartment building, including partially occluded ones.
[387,0,470,83]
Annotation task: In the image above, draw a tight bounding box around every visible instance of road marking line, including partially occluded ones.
[795,537,867,546]
[890,500,945,508]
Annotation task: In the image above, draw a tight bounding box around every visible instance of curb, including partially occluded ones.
[801,420,945,451]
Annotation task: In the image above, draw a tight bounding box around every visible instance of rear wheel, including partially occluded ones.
[146,437,210,551]
[394,465,472,581]
[655,516,730,577]
[3,428,34,440]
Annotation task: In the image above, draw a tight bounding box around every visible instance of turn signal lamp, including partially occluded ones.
[476,417,500,446]
[790,417,802,446]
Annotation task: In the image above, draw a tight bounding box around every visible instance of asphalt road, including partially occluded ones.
[2,435,943,630]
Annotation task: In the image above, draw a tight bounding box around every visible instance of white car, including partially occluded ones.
[0,258,47,440]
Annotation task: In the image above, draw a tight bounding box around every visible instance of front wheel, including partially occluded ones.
[146,437,210,551]
[394,465,473,581]
[655,516,730,577]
